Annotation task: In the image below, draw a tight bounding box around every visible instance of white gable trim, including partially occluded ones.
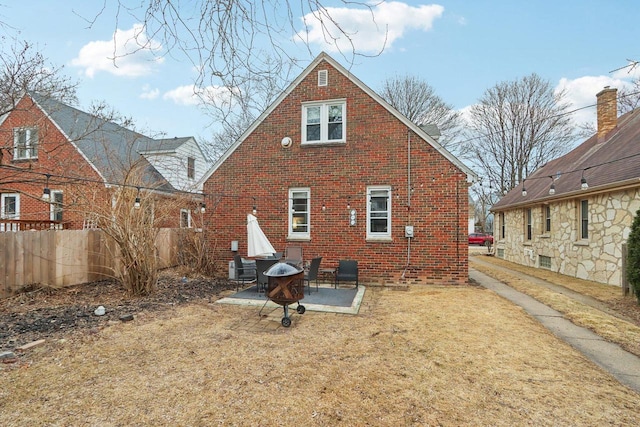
[29,94,108,185]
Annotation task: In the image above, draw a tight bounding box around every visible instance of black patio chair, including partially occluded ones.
[335,260,358,289]
[284,246,303,268]
[304,257,322,295]
[256,258,279,294]
[233,254,257,291]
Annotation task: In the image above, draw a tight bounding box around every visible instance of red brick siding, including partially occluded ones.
[204,61,469,285]
[0,96,188,230]
[0,96,106,229]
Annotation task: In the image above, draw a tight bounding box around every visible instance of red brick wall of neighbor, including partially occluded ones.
[0,96,102,229]
[204,61,469,285]
[0,96,189,230]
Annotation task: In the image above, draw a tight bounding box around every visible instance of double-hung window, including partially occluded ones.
[499,212,505,239]
[1,193,19,219]
[367,186,391,240]
[187,157,195,179]
[288,188,310,239]
[14,127,38,160]
[544,205,551,233]
[525,208,532,241]
[302,100,346,144]
[580,200,589,240]
[180,209,192,228]
[1,193,19,232]
[50,191,63,222]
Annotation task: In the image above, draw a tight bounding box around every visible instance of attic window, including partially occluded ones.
[187,157,195,179]
[318,70,328,87]
[302,100,346,144]
[13,127,38,160]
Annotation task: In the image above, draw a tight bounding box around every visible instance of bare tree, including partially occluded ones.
[0,38,77,117]
[87,1,385,160]
[462,73,576,195]
[379,74,462,150]
[88,1,383,89]
[619,77,640,114]
[200,57,293,160]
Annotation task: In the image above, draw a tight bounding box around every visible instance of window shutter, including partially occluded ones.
[318,70,328,87]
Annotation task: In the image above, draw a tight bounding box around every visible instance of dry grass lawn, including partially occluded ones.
[2,284,639,426]
[471,254,640,357]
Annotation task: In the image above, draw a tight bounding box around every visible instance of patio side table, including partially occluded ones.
[318,267,336,285]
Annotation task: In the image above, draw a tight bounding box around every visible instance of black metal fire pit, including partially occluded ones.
[264,262,306,327]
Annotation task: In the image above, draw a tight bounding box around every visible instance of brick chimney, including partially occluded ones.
[596,86,617,139]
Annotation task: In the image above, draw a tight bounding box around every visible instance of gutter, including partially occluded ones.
[490,178,640,212]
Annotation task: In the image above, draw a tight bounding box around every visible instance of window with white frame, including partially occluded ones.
[580,199,589,239]
[1,193,20,218]
[525,208,532,241]
[367,186,391,239]
[544,205,551,233]
[13,127,38,160]
[302,100,345,144]
[288,188,310,239]
[499,212,505,239]
[180,209,192,228]
[187,157,195,179]
[50,191,63,222]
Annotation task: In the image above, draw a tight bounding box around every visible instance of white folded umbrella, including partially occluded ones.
[247,213,276,258]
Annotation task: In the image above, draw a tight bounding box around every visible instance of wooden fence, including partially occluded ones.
[0,228,180,299]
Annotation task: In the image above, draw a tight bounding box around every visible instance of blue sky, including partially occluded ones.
[2,1,639,146]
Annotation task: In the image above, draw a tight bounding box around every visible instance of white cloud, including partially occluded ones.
[298,1,444,54]
[611,60,640,80]
[163,85,237,107]
[140,85,160,100]
[71,23,164,78]
[555,75,631,126]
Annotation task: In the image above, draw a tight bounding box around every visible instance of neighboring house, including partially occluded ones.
[491,87,640,287]
[0,92,209,230]
[139,136,210,192]
[468,195,476,234]
[200,52,476,285]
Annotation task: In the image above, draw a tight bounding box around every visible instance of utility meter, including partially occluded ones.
[405,225,414,238]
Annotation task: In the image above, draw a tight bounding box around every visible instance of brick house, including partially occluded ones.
[200,52,476,285]
[0,93,209,230]
[491,87,640,287]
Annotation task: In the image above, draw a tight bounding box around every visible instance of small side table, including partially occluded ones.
[318,267,336,285]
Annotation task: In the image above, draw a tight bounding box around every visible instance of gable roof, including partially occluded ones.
[29,92,177,193]
[199,52,477,186]
[492,108,640,211]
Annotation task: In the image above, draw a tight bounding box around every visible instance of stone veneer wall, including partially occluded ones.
[495,187,640,287]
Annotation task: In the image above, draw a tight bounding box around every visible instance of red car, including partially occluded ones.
[469,233,494,246]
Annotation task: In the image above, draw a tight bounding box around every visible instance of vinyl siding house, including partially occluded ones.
[200,52,476,285]
[491,87,640,287]
[0,93,210,230]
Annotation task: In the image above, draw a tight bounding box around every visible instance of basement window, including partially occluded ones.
[539,255,551,269]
